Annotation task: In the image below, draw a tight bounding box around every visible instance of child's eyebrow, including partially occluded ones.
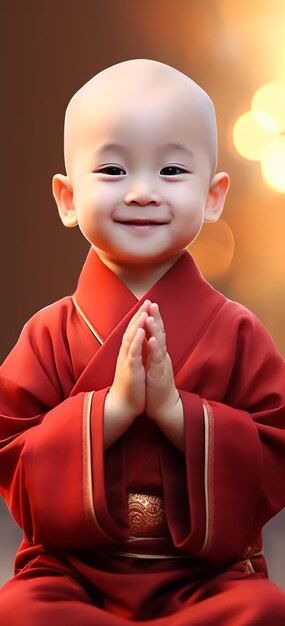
[93,142,194,158]
[94,142,129,156]
[158,142,194,158]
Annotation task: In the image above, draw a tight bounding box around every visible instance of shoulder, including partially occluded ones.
[17,296,75,351]
[221,297,261,325]
[218,297,281,357]
[201,274,264,333]
[1,296,76,376]
[202,280,280,352]
[27,296,74,327]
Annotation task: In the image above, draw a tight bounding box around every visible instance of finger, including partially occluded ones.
[124,312,148,348]
[118,312,146,362]
[128,300,152,329]
[128,327,145,361]
[148,336,163,360]
[124,304,150,340]
[149,303,165,333]
[146,337,165,376]
[146,316,167,356]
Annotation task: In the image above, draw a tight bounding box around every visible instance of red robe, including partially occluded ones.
[1,248,285,624]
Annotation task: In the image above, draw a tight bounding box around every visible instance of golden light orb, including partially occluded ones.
[252,83,285,132]
[261,135,285,192]
[233,111,278,161]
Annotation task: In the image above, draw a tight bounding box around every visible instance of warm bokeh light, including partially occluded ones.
[233,111,278,161]
[252,83,285,131]
[189,219,235,279]
[261,136,285,192]
[233,81,285,193]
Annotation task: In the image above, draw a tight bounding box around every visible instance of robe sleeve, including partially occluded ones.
[160,306,285,566]
[0,310,124,550]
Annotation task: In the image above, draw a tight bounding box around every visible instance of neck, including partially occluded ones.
[94,250,185,299]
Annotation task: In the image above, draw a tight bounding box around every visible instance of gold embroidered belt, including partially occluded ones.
[128,492,167,537]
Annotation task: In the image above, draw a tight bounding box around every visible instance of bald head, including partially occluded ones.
[64,59,218,178]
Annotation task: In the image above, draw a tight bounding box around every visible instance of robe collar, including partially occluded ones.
[74,247,138,343]
[72,247,226,395]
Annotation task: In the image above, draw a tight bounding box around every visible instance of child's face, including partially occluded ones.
[55,68,228,271]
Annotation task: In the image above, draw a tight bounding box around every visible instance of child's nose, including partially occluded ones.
[124,176,161,206]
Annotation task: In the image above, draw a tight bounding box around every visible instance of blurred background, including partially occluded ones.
[1,0,285,588]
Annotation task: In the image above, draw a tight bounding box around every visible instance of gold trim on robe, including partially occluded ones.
[72,295,104,345]
[82,391,114,540]
[199,401,214,554]
[105,551,190,560]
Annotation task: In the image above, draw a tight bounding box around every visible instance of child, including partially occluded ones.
[1,58,285,625]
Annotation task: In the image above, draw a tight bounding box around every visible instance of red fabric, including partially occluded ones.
[1,247,285,623]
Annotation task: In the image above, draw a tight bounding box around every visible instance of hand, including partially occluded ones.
[145,303,180,423]
[144,303,184,451]
[106,301,149,427]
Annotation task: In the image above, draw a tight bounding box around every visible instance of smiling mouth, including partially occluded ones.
[116,220,168,226]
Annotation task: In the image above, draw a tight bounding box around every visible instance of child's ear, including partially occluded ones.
[52,174,78,227]
[204,172,230,223]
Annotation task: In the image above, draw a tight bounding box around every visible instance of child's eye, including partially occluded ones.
[98,166,126,176]
[160,166,187,176]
